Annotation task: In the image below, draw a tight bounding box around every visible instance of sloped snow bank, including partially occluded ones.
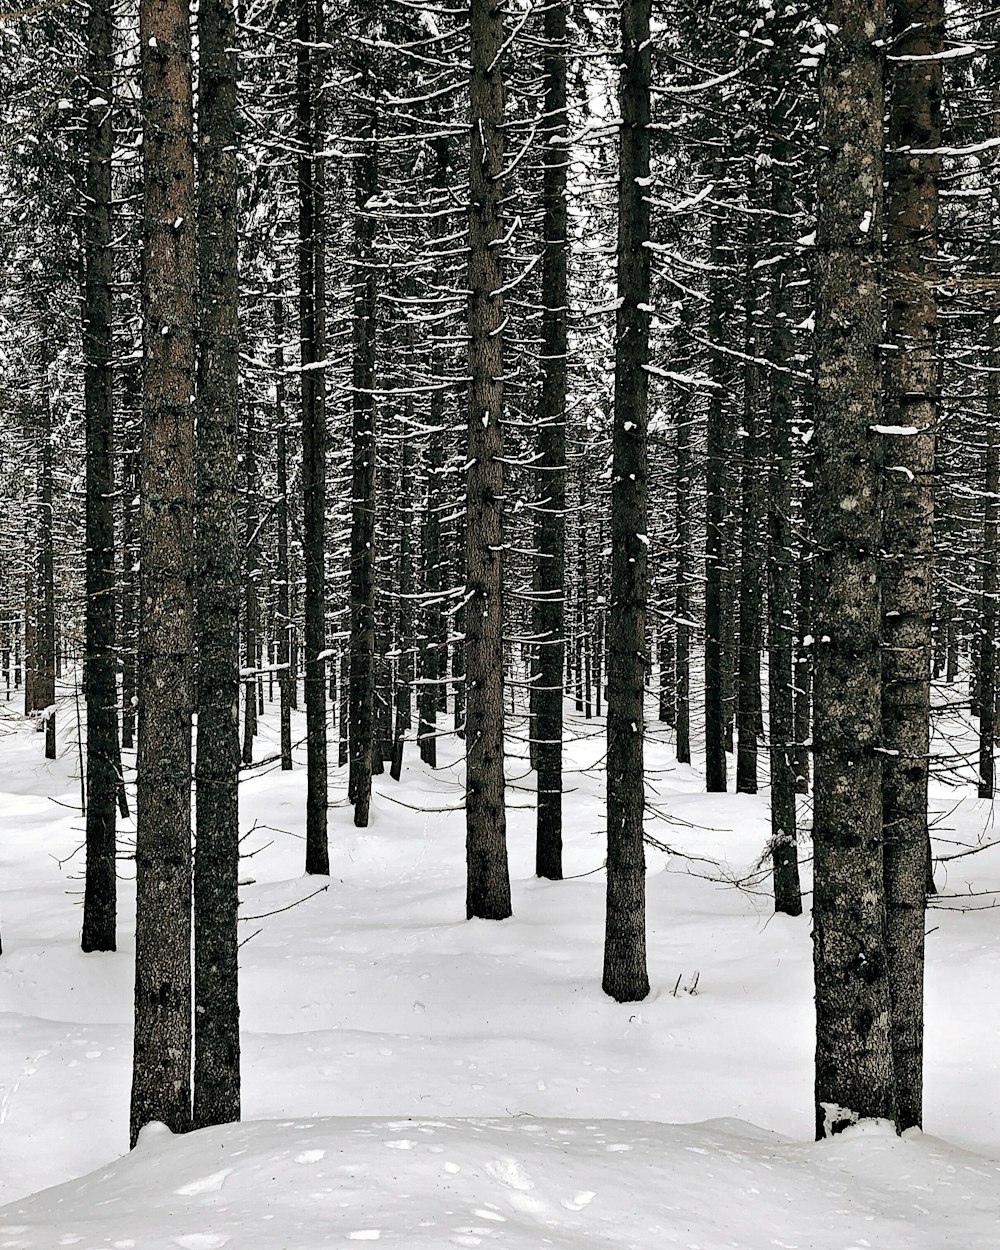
[2,1114,999,1249]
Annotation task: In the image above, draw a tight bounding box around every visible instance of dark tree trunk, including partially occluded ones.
[192,0,241,1132]
[674,313,694,766]
[880,0,943,1134]
[348,22,378,826]
[766,27,802,916]
[130,0,197,1145]
[811,0,895,1138]
[297,0,328,873]
[603,0,650,1004]
[242,406,258,766]
[37,382,56,760]
[534,0,568,881]
[81,0,117,952]
[274,295,293,772]
[390,418,413,782]
[465,0,511,921]
[121,442,139,751]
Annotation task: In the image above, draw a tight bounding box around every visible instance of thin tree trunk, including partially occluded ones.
[38,381,56,761]
[242,406,258,766]
[348,23,378,826]
[603,0,651,1004]
[811,0,894,1138]
[465,0,511,921]
[274,295,293,771]
[81,0,117,952]
[297,0,328,874]
[534,0,568,880]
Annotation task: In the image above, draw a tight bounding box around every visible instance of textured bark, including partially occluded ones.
[534,0,568,881]
[81,0,117,952]
[812,0,894,1138]
[37,382,56,760]
[881,0,942,1134]
[274,296,293,772]
[603,0,650,1004]
[390,420,413,782]
[121,441,139,751]
[705,208,731,793]
[766,7,802,918]
[674,311,694,766]
[242,406,258,766]
[192,0,241,1132]
[348,22,378,826]
[297,0,328,873]
[465,0,511,921]
[979,85,1000,800]
[736,185,763,796]
[130,0,197,1145]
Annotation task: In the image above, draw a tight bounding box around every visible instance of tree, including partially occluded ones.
[603,0,650,1004]
[811,0,894,1137]
[80,0,117,953]
[465,0,512,921]
[130,0,198,1145]
[193,0,241,1130]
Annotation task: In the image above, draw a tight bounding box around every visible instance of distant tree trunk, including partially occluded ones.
[603,0,650,1004]
[811,0,894,1138]
[880,0,942,1135]
[766,27,802,916]
[130,0,197,1146]
[418,424,442,769]
[674,313,694,766]
[535,0,568,881]
[705,207,731,793]
[978,85,1000,800]
[348,22,378,826]
[465,0,511,921]
[390,419,413,782]
[274,295,293,772]
[120,441,139,751]
[192,0,241,1132]
[242,406,258,766]
[297,0,328,874]
[81,0,117,952]
[736,187,763,795]
[37,379,56,761]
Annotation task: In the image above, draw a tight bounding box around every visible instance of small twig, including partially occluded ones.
[239,883,329,922]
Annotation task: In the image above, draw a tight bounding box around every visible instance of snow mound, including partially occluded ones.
[2,1114,999,1249]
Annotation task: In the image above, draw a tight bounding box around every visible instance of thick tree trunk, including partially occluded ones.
[297,0,328,873]
[534,0,568,881]
[130,0,197,1145]
[811,0,895,1138]
[603,0,651,1003]
[81,0,117,952]
[465,0,511,921]
[192,0,241,1132]
[880,0,942,1134]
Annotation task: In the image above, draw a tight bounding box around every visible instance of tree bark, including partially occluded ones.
[81,0,117,952]
[534,0,568,881]
[465,0,511,921]
[603,0,651,1003]
[811,0,895,1138]
[274,295,293,772]
[130,0,197,1144]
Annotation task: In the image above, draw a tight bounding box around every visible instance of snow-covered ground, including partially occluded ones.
[2,687,1000,1246]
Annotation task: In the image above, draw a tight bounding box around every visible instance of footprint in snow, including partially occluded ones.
[485,1157,533,1192]
[173,1236,229,1250]
[295,1150,326,1163]
[561,1191,596,1212]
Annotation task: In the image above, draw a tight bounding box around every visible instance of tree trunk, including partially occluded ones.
[348,21,378,826]
[534,0,568,880]
[130,0,197,1145]
[37,380,56,761]
[811,0,894,1138]
[81,0,117,952]
[192,0,241,1131]
[603,0,651,1004]
[242,406,258,766]
[274,295,293,772]
[465,0,511,921]
[297,0,328,874]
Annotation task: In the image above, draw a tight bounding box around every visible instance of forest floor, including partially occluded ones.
[1,684,1000,1246]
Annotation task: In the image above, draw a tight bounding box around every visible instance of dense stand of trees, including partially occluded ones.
[0,0,996,1146]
